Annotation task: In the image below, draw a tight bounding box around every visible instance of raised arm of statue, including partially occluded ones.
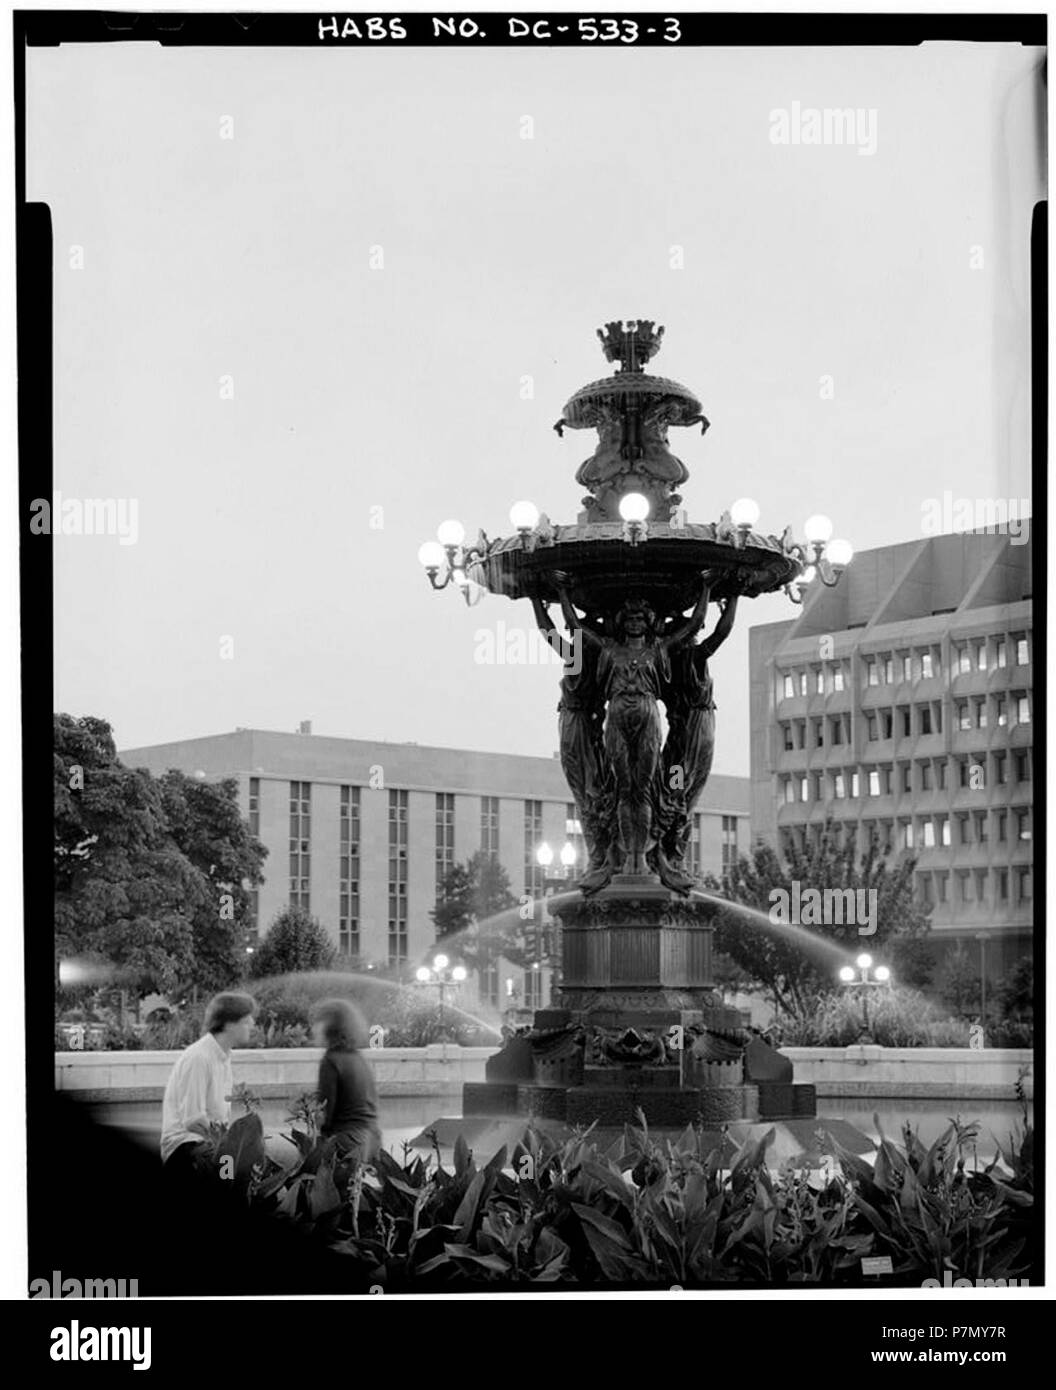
[661,576,713,650]
[551,573,602,647]
[698,594,739,658]
[531,596,573,664]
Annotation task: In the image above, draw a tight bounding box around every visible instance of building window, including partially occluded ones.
[975,640,987,671]
[995,638,1007,669]
[974,698,988,729]
[1016,809,1031,842]
[1015,634,1030,666]
[689,815,703,876]
[866,714,878,741]
[833,773,845,800]
[567,803,586,868]
[387,789,409,965]
[939,816,950,847]
[996,810,1007,843]
[919,706,933,736]
[814,719,824,748]
[900,820,914,850]
[867,660,879,686]
[248,777,260,836]
[919,874,933,907]
[1017,868,1033,904]
[993,753,1007,785]
[996,869,1009,903]
[783,673,794,699]
[957,813,970,846]
[524,800,544,897]
[1015,694,1031,725]
[901,654,913,682]
[920,762,932,791]
[921,652,934,679]
[936,873,948,904]
[782,723,794,752]
[784,778,795,805]
[800,777,809,803]
[721,815,738,870]
[974,811,988,845]
[881,710,893,739]
[957,702,971,731]
[435,792,455,895]
[884,656,894,684]
[833,667,845,692]
[901,763,912,793]
[995,696,1008,728]
[339,785,361,958]
[921,821,935,848]
[868,769,880,796]
[289,780,311,909]
[1014,751,1031,783]
[900,707,912,737]
[523,967,544,1010]
[830,718,843,746]
[850,771,860,798]
[480,963,500,1010]
[936,760,947,790]
[956,645,972,675]
[480,796,500,858]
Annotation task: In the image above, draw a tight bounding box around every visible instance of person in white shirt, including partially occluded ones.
[160,991,256,1168]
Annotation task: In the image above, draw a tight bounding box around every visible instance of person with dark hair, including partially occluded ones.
[160,991,256,1170]
[309,998,381,1162]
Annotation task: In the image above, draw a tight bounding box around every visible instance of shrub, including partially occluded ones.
[249,907,337,979]
[777,988,969,1048]
[192,1109,1034,1290]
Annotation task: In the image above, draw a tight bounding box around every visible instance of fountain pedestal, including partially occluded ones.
[462,881,817,1131]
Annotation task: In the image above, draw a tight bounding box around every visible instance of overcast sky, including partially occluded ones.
[27,40,1041,775]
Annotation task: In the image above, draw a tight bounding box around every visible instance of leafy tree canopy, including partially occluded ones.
[249,905,336,979]
[431,850,522,970]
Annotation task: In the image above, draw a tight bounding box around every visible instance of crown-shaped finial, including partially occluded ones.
[596,319,665,374]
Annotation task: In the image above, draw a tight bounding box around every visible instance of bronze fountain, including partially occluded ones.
[419,320,854,1135]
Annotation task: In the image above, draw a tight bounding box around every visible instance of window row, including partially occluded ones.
[782,750,1032,803]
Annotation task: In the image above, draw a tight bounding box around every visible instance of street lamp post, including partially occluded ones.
[535,839,579,1003]
[838,954,892,1044]
[415,953,467,1062]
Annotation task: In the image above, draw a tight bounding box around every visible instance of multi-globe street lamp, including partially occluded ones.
[534,839,578,1001]
[838,953,892,1043]
[415,953,467,1060]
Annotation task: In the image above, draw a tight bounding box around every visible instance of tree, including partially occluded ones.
[936,943,982,1019]
[55,714,201,996]
[156,771,267,995]
[249,906,336,979]
[431,851,521,971]
[703,822,931,1022]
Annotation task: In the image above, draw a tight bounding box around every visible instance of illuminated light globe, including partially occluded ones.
[856,953,873,970]
[509,500,540,531]
[874,966,891,983]
[799,564,817,586]
[803,514,834,545]
[560,841,577,868]
[536,841,554,867]
[452,966,467,983]
[730,497,760,529]
[452,568,469,587]
[839,966,856,983]
[437,519,465,547]
[827,538,854,567]
[433,953,450,971]
[418,540,445,569]
[415,966,431,983]
[618,492,650,524]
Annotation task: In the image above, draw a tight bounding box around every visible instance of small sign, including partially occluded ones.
[862,1256,894,1276]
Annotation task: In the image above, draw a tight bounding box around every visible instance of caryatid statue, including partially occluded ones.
[659,594,739,870]
[550,572,715,893]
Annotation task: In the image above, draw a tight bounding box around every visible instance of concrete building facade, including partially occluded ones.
[120,729,750,1013]
[748,528,1033,977]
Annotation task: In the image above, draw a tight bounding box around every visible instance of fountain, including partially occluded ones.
[417,320,866,1157]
